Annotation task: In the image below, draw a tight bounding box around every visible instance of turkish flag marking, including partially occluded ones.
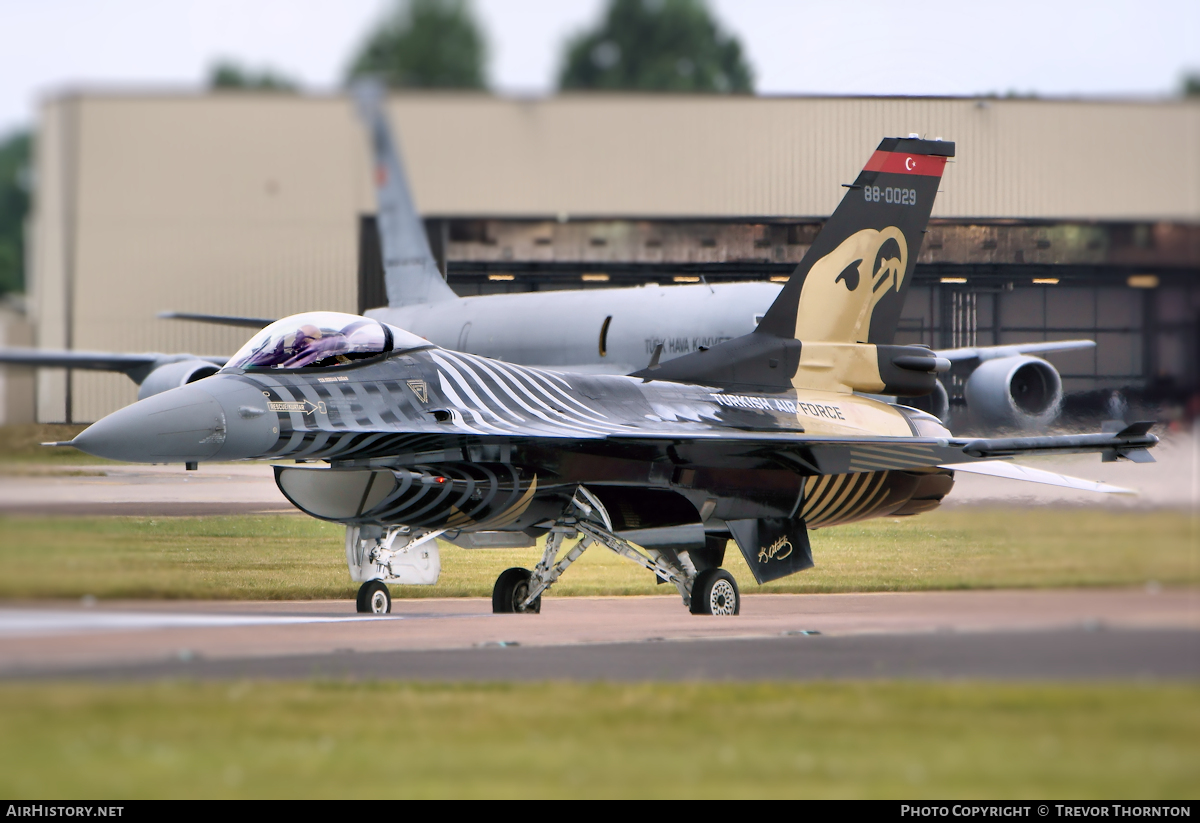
[863,151,947,176]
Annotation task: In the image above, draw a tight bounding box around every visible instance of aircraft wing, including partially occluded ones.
[937,339,1095,362]
[0,348,226,378]
[0,348,226,369]
[598,422,1157,479]
[539,363,638,376]
[1,349,159,372]
[158,311,274,329]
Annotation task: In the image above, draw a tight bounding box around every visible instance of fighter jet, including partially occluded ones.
[0,83,1090,431]
[62,137,1156,616]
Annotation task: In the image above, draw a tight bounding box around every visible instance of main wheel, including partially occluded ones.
[689,568,740,616]
[492,567,541,614]
[356,580,392,614]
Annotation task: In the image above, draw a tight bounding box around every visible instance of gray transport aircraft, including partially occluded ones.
[59,137,1156,616]
[0,82,1092,430]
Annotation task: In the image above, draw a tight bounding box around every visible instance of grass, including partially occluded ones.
[0,681,1194,798]
[0,515,348,600]
[0,508,1193,601]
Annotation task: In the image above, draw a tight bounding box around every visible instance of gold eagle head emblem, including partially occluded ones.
[794,227,908,343]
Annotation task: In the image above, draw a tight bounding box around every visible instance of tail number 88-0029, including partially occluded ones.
[864,186,916,205]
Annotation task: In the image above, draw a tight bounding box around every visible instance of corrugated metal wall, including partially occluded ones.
[29,92,1200,421]
[393,95,1200,220]
[30,98,73,423]
[33,95,371,422]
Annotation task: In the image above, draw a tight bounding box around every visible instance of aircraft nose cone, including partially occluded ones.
[72,377,279,464]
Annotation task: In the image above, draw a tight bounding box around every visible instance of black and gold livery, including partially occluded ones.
[70,138,1158,616]
[636,137,953,397]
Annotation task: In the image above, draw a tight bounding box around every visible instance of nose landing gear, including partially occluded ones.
[345,525,447,614]
[356,579,392,614]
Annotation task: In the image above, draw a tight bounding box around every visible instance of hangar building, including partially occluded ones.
[25,91,1200,423]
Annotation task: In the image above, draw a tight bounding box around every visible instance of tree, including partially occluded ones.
[558,0,752,93]
[208,60,298,91]
[1183,73,1200,98]
[0,130,31,295]
[346,0,487,90]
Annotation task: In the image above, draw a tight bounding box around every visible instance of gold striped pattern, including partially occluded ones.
[475,475,539,530]
[443,505,474,530]
[847,443,942,473]
[801,471,894,529]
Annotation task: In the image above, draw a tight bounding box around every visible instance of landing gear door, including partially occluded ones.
[727,518,814,584]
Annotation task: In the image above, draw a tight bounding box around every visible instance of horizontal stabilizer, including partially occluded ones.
[159,312,274,329]
[939,340,1096,362]
[940,460,1136,495]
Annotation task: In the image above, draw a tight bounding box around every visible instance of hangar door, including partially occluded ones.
[897,274,1199,401]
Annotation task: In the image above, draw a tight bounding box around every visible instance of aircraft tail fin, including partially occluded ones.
[352,78,458,309]
[632,137,953,393]
[756,136,953,345]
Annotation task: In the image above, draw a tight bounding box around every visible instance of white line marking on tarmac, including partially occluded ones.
[0,610,403,636]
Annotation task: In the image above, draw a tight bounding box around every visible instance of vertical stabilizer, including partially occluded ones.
[756,137,953,345]
[352,79,459,308]
[631,137,953,394]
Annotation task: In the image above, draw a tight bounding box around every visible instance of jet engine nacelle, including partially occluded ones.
[964,355,1062,429]
[136,359,222,400]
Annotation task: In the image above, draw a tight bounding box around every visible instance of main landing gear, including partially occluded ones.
[690,568,739,616]
[492,567,541,614]
[490,487,740,616]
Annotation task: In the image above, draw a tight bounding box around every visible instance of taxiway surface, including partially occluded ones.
[0,437,1194,681]
[1,589,1195,681]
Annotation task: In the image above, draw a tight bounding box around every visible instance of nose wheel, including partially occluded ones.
[356,580,392,614]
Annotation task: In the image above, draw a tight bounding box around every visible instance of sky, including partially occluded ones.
[0,0,1196,137]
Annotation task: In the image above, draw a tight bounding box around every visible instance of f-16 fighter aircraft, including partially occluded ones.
[0,84,1091,431]
[61,137,1156,616]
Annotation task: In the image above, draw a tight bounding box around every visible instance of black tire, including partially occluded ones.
[492,567,541,614]
[356,580,391,614]
[689,568,740,616]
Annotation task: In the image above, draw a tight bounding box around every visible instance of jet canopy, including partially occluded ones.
[224,312,429,371]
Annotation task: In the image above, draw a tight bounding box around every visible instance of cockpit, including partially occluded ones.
[223,312,430,371]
